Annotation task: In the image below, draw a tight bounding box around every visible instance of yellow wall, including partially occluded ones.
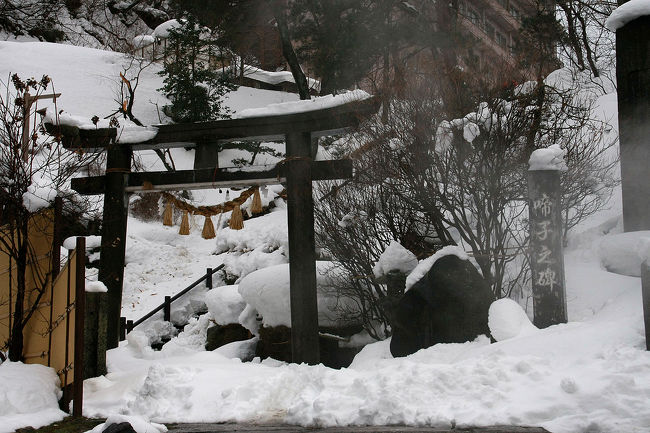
[0,211,79,387]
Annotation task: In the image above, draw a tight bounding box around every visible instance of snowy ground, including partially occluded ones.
[65,212,648,433]
[1,41,650,433]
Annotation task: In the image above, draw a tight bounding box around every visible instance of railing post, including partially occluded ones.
[73,237,86,417]
[126,320,133,333]
[119,317,126,341]
[163,296,171,322]
[206,268,213,290]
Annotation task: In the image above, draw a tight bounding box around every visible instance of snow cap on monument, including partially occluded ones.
[528,144,567,171]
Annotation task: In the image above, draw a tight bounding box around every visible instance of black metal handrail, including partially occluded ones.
[120,263,225,339]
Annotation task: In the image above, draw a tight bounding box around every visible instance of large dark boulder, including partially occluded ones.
[205,323,252,351]
[390,254,494,357]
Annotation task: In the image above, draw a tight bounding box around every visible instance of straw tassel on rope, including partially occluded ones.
[251,187,263,215]
[202,215,216,239]
[179,210,190,235]
[229,205,244,230]
[163,202,173,226]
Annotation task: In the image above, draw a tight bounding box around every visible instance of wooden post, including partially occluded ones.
[48,196,64,367]
[206,268,213,290]
[615,7,650,232]
[285,132,320,365]
[119,317,126,341]
[73,237,85,417]
[84,290,107,378]
[98,144,132,349]
[51,197,63,280]
[163,296,171,322]
[193,141,220,170]
[642,260,650,351]
[528,169,567,328]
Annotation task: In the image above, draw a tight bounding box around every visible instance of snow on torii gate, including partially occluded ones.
[55,96,379,365]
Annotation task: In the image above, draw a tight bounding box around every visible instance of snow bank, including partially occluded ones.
[599,231,650,277]
[81,200,650,433]
[488,299,538,341]
[372,240,418,278]
[0,362,66,433]
[528,144,568,171]
[405,245,469,291]
[205,285,246,325]
[237,262,359,329]
[87,414,167,433]
[233,90,371,119]
[214,337,258,360]
[605,0,650,31]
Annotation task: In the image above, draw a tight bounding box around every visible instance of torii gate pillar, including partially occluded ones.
[615,6,650,232]
[286,132,320,364]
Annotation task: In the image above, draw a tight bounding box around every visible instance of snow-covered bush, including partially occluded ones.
[237,262,361,332]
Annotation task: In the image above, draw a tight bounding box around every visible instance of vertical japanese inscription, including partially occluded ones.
[528,171,567,328]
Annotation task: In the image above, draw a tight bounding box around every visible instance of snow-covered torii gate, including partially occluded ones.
[55,97,379,365]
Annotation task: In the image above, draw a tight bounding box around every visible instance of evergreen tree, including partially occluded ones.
[158,16,236,123]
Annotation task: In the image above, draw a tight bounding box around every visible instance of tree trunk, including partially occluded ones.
[273,5,311,100]
[8,218,29,362]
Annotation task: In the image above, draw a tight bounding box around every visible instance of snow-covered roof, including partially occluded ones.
[226,64,321,92]
[605,0,650,31]
[152,19,183,38]
[233,89,371,119]
[133,34,155,49]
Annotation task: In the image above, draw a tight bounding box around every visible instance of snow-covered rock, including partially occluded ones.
[205,285,246,325]
[599,231,650,277]
[405,245,469,291]
[237,262,360,330]
[488,298,538,342]
[372,240,418,279]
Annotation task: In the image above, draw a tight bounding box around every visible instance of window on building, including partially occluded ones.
[485,21,495,39]
[496,32,508,48]
[468,7,481,26]
[509,6,521,21]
